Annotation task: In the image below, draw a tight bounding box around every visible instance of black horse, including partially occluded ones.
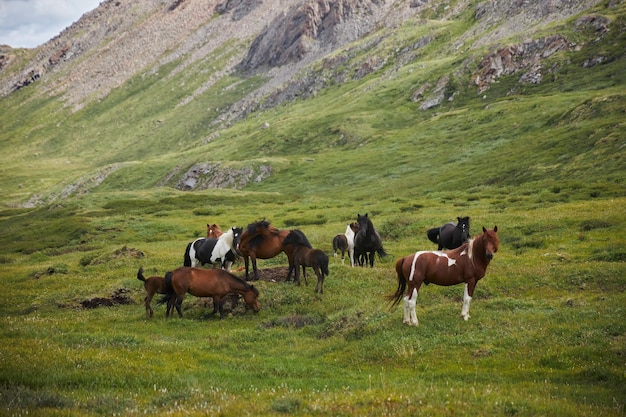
[354,213,387,267]
[426,216,470,250]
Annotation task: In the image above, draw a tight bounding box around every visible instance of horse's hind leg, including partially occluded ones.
[461,282,474,321]
[174,295,184,318]
[403,288,419,326]
[144,294,154,319]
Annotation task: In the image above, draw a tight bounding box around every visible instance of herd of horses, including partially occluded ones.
[137,214,499,325]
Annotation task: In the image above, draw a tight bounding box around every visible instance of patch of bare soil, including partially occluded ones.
[80,288,134,309]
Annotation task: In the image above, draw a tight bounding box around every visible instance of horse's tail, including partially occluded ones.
[427,228,439,244]
[376,246,388,259]
[137,267,146,282]
[388,257,407,307]
[321,253,330,276]
[157,271,174,305]
[183,242,193,267]
[332,236,339,252]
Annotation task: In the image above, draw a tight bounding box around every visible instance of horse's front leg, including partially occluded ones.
[302,265,308,286]
[348,248,354,267]
[403,287,419,326]
[313,268,323,293]
[461,281,475,321]
[244,256,250,281]
[215,296,225,319]
[251,255,259,281]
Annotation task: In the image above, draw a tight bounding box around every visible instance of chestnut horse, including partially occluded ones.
[332,222,360,266]
[207,223,223,238]
[283,229,330,293]
[389,226,499,325]
[137,267,168,319]
[238,220,290,281]
[161,267,260,319]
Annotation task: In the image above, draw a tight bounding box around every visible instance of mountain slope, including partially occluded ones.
[0,0,624,208]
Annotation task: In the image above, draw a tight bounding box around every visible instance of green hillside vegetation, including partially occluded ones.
[0,1,624,416]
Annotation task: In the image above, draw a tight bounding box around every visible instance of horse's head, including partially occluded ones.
[349,222,360,234]
[231,226,243,253]
[457,216,470,240]
[357,213,370,236]
[282,229,312,249]
[207,223,222,238]
[481,226,499,260]
[244,285,260,313]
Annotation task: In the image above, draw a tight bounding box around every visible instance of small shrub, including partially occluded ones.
[580,219,611,231]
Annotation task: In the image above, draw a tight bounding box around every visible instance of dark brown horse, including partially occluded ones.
[238,220,290,281]
[161,267,260,319]
[389,226,499,325]
[332,222,360,266]
[207,223,223,238]
[137,267,168,319]
[354,213,387,267]
[283,230,329,293]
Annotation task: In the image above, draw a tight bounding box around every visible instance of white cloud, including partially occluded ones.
[0,0,102,48]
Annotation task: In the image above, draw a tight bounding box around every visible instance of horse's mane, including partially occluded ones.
[283,229,312,248]
[245,220,269,235]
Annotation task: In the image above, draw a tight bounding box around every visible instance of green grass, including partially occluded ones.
[1,1,625,415]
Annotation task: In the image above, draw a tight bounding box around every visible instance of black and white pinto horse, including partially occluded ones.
[183,227,242,271]
[354,213,387,267]
[427,216,470,250]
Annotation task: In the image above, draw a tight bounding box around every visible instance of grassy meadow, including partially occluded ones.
[1,1,625,415]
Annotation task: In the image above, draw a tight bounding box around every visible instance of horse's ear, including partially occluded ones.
[493,225,498,232]
[482,226,487,232]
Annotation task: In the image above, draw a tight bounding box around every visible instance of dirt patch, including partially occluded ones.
[228,265,290,282]
[80,288,134,309]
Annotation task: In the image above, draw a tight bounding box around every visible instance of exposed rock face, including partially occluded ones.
[473,35,573,93]
[0,0,605,112]
[176,163,272,191]
[240,0,383,71]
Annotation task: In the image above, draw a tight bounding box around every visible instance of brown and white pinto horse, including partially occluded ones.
[332,222,360,266]
[238,220,290,281]
[389,226,499,325]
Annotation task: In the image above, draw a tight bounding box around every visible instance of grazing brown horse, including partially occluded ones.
[137,267,168,319]
[283,230,330,293]
[238,220,290,281]
[161,267,260,319]
[332,222,360,266]
[207,223,223,238]
[389,226,499,325]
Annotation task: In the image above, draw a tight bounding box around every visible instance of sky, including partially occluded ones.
[0,0,102,48]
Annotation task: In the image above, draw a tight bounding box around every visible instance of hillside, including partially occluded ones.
[1,0,624,208]
[0,1,625,415]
